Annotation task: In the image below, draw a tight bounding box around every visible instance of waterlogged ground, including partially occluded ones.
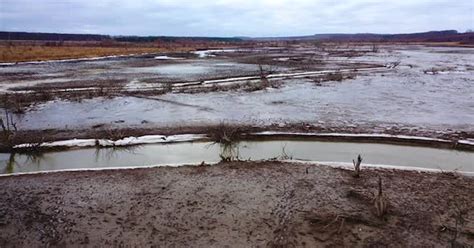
[1,45,474,139]
[15,75,474,132]
[0,58,266,91]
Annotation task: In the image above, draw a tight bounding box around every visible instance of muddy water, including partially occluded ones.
[1,141,472,174]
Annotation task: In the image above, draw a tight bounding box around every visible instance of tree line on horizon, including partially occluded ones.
[0,30,472,44]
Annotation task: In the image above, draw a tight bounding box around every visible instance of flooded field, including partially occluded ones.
[1,44,473,248]
[1,140,473,174]
[0,44,473,158]
[0,45,472,141]
[3,1,474,247]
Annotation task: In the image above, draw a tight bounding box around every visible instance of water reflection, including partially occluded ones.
[25,152,46,165]
[2,151,49,174]
[94,145,143,161]
[4,153,16,174]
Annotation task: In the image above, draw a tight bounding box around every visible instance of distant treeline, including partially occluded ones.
[0,31,243,43]
[0,32,110,41]
[114,36,242,43]
[251,30,474,43]
[1,30,473,44]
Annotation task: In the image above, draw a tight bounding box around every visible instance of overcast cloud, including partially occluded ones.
[0,0,472,37]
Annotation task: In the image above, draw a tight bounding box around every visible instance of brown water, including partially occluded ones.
[1,140,473,175]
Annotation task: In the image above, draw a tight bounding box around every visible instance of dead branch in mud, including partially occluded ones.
[352,154,362,178]
[373,177,388,218]
[0,109,18,150]
[258,64,270,88]
[447,198,470,248]
[371,44,379,53]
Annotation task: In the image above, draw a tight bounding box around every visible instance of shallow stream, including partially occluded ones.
[1,140,472,175]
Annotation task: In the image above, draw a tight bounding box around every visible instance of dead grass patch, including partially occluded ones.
[207,123,243,145]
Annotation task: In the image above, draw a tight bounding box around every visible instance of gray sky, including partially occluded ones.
[1,0,473,37]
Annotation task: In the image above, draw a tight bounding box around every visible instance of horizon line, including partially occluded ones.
[0,29,468,39]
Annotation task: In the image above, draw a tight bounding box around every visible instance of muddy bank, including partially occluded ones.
[0,161,473,247]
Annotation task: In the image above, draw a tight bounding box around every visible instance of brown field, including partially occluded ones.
[0,43,196,63]
[0,40,470,63]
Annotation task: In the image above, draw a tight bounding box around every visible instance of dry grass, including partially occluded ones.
[0,44,193,63]
[207,123,243,145]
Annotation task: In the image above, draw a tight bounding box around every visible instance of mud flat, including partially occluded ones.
[0,161,473,247]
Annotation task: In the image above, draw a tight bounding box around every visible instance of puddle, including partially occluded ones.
[194,49,237,58]
[129,64,211,75]
[1,140,472,175]
[154,56,183,60]
[125,61,258,77]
